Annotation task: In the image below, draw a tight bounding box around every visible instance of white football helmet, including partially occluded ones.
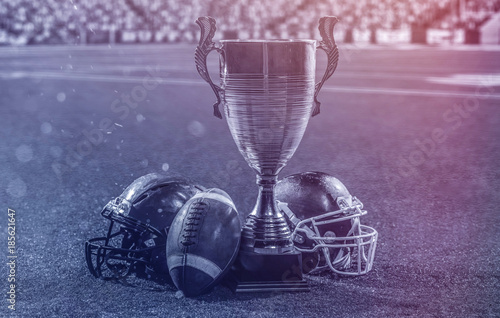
[275,172,378,276]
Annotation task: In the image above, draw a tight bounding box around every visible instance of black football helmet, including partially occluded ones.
[85,173,205,281]
[275,172,378,276]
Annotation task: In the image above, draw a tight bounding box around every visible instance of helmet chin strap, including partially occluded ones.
[322,246,350,272]
[319,216,363,275]
[346,216,361,237]
[324,231,351,269]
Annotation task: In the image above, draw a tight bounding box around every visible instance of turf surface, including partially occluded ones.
[0,43,499,317]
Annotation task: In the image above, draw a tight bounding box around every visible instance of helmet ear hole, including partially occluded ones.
[324,230,336,238]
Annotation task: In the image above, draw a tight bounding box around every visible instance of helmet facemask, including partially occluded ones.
[85,197,165,282]
[279,195,378,276]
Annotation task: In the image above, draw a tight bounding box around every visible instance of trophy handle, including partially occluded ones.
[195,17,224,119]
[313,16,339,117]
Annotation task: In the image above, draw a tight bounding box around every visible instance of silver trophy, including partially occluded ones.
[195,16,339,292]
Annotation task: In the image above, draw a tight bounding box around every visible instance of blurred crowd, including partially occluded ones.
[0,0,499,45]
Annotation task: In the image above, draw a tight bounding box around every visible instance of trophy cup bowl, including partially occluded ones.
[195,16,339,292]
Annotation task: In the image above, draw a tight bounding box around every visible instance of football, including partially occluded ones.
[166,188,241,297]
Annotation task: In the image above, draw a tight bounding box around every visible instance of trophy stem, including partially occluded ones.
[240,174,294,254]
[228,174,308,293]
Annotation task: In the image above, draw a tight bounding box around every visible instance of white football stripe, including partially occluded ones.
[168,254,222,279]
[191,190,237,212]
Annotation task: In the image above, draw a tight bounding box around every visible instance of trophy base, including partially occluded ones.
[226,250,309,293]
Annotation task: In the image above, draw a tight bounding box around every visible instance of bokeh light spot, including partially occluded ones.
[15,144,33,162]
[187,120,206,137]
[57,92,66,102]
[41,122,52,134]
[7,178,27,198]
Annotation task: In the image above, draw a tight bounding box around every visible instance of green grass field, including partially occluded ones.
[1,43,499,317]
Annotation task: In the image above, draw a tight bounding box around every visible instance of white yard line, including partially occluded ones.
[0,70,498,99]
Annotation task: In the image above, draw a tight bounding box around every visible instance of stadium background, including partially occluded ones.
[1,0,500,45]
[1,0,500,317]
